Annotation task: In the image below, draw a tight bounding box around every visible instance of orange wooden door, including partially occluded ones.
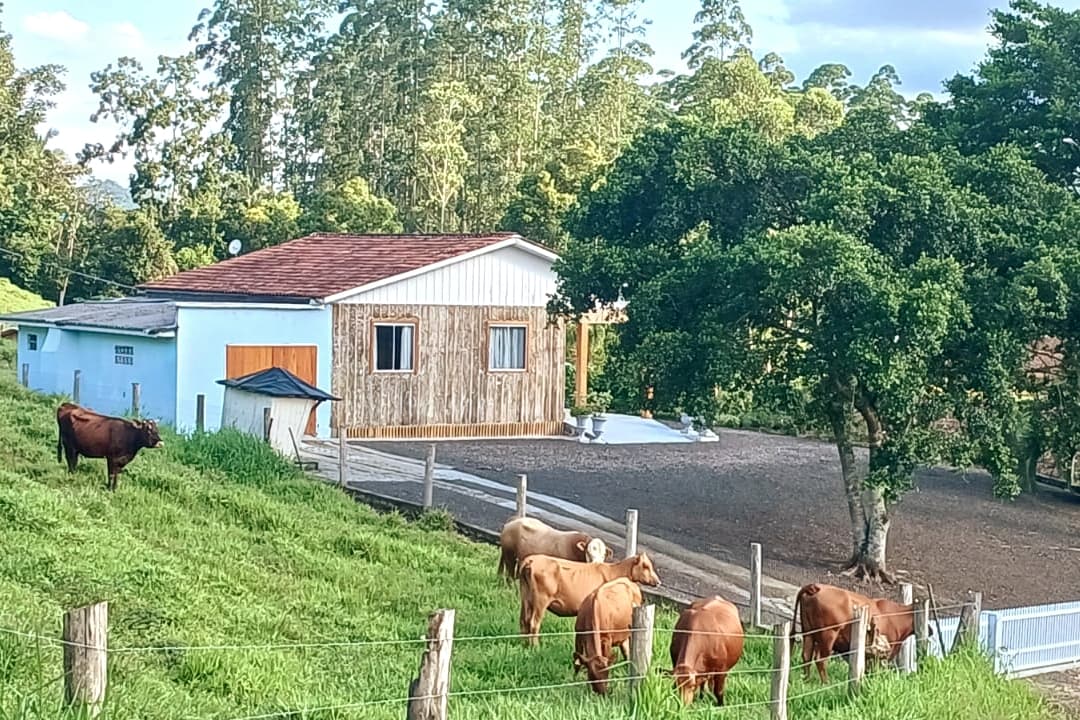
[225,345,319,435]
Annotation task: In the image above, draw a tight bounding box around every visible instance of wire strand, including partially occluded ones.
[0,246,138,293]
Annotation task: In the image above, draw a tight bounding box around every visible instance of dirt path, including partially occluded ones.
[366,428,1080,610]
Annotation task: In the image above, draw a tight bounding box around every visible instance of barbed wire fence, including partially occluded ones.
[0,593,976,720]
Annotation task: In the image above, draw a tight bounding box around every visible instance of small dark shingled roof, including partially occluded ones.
[0,298,176,334]
[139,233,532,301]
[217,366,339,401]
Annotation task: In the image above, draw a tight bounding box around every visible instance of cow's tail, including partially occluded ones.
[589,591,604,664]
[790,583,821,652]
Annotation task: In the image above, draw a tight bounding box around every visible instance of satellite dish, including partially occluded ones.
[227,239,242,256]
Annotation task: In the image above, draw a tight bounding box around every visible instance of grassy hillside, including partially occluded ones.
[0,278,52,315]
[0,342,1061,719]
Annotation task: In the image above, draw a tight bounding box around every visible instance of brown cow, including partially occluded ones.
[667,596,744,706]
[518,552,661,644]
[497,517,612,581]
[572,577,643,694]
[57,402,164,491]
[791,582,922,683]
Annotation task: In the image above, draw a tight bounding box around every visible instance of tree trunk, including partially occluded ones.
[843,398,896,584]
[827,392,865,564]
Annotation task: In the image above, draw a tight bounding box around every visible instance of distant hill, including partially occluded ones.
[0,278,52,315]
[80,177,136,210]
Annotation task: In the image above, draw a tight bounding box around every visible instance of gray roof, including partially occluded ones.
[0,297,176,335]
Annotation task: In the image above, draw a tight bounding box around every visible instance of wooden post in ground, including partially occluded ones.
[629,604,655,694]
[72,370,81,404]
[914,598,930,661]
[848,604,868,695]
[423,444,436,508]
[20,363,28,387]
[574,320,589,408]
[750,542,762,628]
[625,508,639,558]
[407,609,455,720]
[515,474,527,518]
[770,621,791,720]
[337,425,347,489]
[262,407,272,443]
[131,383,141,417]
[63,601,108,718]
[952,591,982,653]
[897,583,916,673]
[195,394,205,434]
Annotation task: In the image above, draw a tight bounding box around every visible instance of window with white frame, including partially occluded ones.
[115,345,134,366]
[488,325,527,371]
[26,333,37,351]
[374,323,415,372]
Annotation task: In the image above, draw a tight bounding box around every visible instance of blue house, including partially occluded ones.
[1,232,565,440]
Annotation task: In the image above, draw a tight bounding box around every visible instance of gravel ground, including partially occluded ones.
[367,427,1080,610]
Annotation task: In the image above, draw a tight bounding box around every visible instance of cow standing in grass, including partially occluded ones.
[791,582,921,683]
[497,516,611,580]
[668,596,744,706]
[517,552,660,644]
[57,402,164,491]
[572,577,643,694]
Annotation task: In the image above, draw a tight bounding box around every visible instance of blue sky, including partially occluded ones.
[7,0,1080,185]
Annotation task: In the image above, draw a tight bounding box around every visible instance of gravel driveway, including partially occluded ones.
[368,427,1080,610]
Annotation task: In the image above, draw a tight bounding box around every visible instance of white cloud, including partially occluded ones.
[111,22,146,53]
[22,10,89,43]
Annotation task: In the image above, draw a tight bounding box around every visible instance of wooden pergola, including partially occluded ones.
[572,305,628,410]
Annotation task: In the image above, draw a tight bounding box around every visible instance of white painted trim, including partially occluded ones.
[173,301,326,310]
[8,321,176,339]
[322,236,559,304]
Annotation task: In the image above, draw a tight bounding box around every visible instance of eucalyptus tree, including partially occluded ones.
[682,0,752,68]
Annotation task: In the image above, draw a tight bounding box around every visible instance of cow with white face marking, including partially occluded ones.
[497,517,612,581]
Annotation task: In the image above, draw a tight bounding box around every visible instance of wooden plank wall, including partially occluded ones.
[332,304,565,437]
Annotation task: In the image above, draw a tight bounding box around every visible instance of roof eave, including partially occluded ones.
[139,289,323,305]
[7,319,177,338]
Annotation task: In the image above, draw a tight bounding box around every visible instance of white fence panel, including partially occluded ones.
[991,601,1080,678]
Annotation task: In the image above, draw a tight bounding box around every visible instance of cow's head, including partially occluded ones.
[631,552,661,587]
[672,663,699,705]
[137,419,164,449]
[573,651,613,694]
[584,538,609,563]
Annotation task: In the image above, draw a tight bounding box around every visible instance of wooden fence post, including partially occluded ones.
[515,474,527,518]
[337,425,347,489]
[407,609,455,720]
[770,622,791,720]
[263,407,272,443]
[897,583,915,673]
[914,598,930,660]
[131,383,141,417]
[625,509,639,558]
[195,394,205,434]
[750,542,762,628]
[848,604,867,695]
[629,604,655,694]
[423,444,436,508]
[20,363,28,387]
[952,591,983,653]
[63,601,108,718]
[72,370,81,404]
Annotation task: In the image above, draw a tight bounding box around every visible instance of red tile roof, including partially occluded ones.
[140,233,536,301]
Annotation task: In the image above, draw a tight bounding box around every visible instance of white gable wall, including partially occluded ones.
[337,245,556,307]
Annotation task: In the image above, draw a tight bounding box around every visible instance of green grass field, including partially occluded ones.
[0,278,51,315]
[0,339,1060,719]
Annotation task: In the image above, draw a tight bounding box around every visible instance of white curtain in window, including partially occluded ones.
[489,326,525,369]
[397,325,414,370]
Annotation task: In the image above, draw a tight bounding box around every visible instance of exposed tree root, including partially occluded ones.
[839,560,897,585]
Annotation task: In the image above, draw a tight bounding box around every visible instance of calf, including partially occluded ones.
[668,596,744,706]
[57,402,164,491]
[572,577,643,694]
[791,582,920,683]
[518,552,660,644]
[497,517,611,581]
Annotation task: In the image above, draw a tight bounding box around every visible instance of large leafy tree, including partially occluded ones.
[553,114,1080,580]
[925,0,1080,187]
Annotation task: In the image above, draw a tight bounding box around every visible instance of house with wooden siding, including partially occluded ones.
[1,233,566,440]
